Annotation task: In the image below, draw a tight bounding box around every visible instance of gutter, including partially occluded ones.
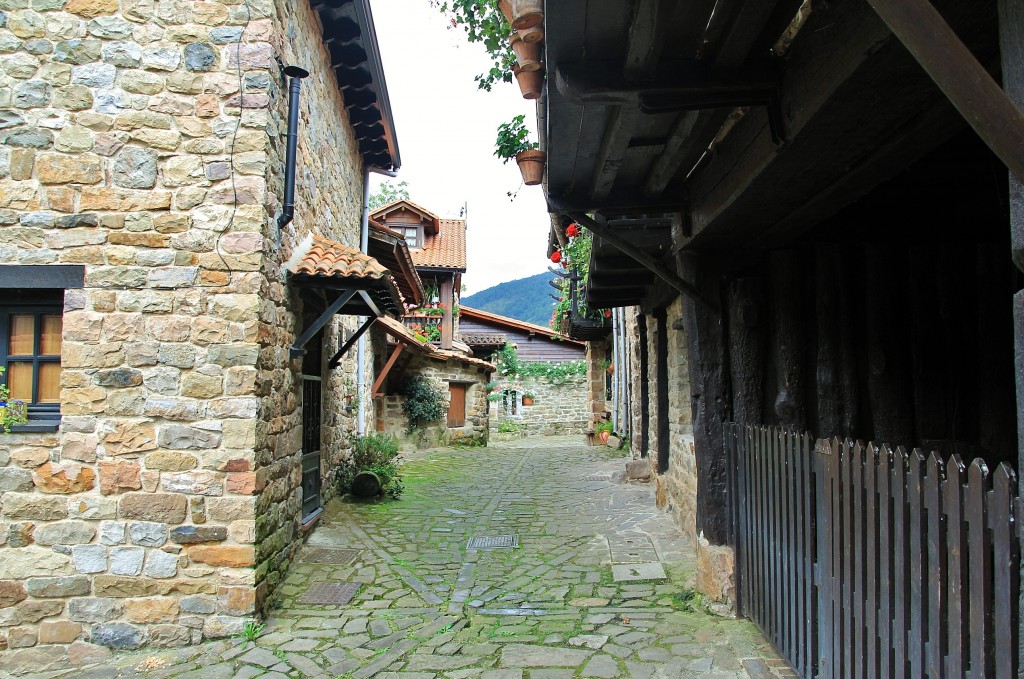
[357,164,399,436]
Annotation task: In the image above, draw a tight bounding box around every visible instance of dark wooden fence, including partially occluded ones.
[727,424,1021,678]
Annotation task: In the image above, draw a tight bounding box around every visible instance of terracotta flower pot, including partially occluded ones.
[515,149,546,186]
[513,65,543,99]
[498,0,514,25]
[511,0,543,29]
[522,396,534,406]
[598,430,611,445]
[518,24,543,43]
[510,33,541,72]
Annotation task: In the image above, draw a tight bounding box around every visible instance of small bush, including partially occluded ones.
[498,419,524,433]
[338,433,404,499]
[401,377,448,433]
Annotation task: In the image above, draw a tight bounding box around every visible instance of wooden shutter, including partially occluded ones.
[447,383,467,427]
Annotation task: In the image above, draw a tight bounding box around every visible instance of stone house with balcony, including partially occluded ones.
[0,0,405,667]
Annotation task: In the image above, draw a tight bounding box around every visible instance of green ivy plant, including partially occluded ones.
[431,0,516,91]
[401,377,448,433]
[493,345,586,385]
[494,114,537,163]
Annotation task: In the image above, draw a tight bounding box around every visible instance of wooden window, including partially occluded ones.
[447,383,467,427]
[397,226,419,248]
[0,304,62,422]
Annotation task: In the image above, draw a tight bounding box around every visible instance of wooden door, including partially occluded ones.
[447,383,467,427]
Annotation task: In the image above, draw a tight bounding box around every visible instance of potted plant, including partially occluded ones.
[595,420,613,445]
[495,115,545,186]
[510,33,541,71]
[0,367,27,433]
[513,64,543,99]
[521,391,535,406]
[511,0,543,29]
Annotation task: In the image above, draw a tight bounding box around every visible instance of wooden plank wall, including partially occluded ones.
[457,318,585,362]
[730,424,1021,678]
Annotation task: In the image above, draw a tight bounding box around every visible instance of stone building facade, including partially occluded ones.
[0,0,398,665]
[487,373,588,436]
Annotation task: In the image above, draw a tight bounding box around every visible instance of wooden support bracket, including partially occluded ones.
[371,344,404,398]
[567,212,717,312]
[327,316,375,368]
[290,288,358,359]
[866,0,1024,182]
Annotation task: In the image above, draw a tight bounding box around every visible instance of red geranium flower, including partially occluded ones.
[604,310,612,318]
[566,224,580,237]
[550,250,562,263]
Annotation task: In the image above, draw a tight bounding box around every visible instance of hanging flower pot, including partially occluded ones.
[514,65,543,100]
[511,0,543,29]
[498,0,514,25]
[518,24,543,43]
[516,149,546,185]
[510,33,542,72]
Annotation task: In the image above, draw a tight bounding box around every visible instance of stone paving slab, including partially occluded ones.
[3,436,793,679]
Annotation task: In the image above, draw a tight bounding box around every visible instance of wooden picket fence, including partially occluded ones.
[727,424,1021,678]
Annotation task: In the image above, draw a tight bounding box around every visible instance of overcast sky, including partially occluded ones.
[367,0,552,296]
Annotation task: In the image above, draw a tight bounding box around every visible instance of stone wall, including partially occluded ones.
[0,0,368,664]
[585,341,609,426]
[487,374,588,436]
[375,349,491,449]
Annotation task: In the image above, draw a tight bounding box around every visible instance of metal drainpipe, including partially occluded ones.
[611,309,620,433]
[277,66,309,230]
[356,165,399,436]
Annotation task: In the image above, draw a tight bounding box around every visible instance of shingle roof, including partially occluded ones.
[412,218,467,271]
[285,234,403,316]
[375,317,496,372]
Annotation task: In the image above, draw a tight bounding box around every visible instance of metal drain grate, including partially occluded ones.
[468,535,519,549]
[298,581,361,605]
[298,548,359,565]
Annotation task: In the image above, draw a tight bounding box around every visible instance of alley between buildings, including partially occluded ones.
[6,437,791,678]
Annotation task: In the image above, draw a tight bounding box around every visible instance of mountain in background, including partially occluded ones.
[462,272,555,326]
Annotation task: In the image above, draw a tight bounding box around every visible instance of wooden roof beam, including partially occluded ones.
[866,0,1024,183]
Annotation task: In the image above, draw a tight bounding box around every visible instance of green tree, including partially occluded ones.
[369,180,410,209]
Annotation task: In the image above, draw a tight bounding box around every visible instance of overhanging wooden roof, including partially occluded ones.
[543,0,1002,297]
[368,220,425,305]
[310,0,399,170]
[459,306,584,346]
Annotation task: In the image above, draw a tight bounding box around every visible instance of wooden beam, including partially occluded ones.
[569,212,716,311]
[642,110,703,197]
[999,0,1024,272]
[625,0,674,79]
[591,107,640,201]
[866,0,1024,182]
[371,344,404,398]
[440,277,454,350]
[327,316,374,368]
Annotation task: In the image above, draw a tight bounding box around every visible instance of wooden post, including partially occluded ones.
[1000,0,1024,271]
[728,277,766,426]
[654,307,669,474]
[638,312,650,457]
[440,276,454,350]
[769,251,807,431]
[866,0,1024,182]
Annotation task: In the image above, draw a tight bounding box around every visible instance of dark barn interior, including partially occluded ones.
[721,131,1020,467]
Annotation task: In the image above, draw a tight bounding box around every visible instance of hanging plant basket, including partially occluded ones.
[511,0,543,29]
[518,24,543,43]
[516,149,546,185]
[514,65,543,99]
[510,33,541,72]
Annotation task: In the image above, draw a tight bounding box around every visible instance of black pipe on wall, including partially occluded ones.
[278,65,309,230]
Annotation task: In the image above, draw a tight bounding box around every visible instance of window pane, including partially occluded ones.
[7,362,32,402]
[40,315,62,356]
[38,362,60,403]
[8,315,34,355]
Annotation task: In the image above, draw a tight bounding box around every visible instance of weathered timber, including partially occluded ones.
[680,256,729,545]
[999,0,1024,272]
[813,245,840,439]
[976,243,1017,457]
[867,0,1024,182]
[624,0,674,80]
[654,307,670,474]
[591,107,641,200]
[727,277,767,426]
[569,212,715,309]
[863,245,915,446]
[768,251,806,430]
[685,0,988,248]
[638,312,650,457]
[1016,290,1024,479]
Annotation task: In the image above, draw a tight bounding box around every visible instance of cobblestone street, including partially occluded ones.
[10,437,790,678]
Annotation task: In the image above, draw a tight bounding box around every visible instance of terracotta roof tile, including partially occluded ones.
[286,234,404,315]
[412,218,466,271]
